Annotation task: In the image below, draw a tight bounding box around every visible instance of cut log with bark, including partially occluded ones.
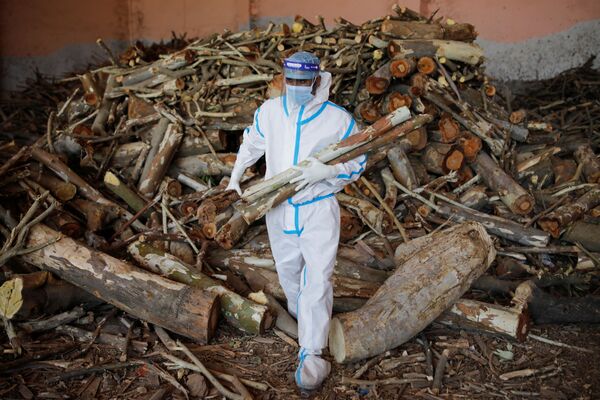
[388,142,418,189]
[515,281,600,324]
[128,240,271,334]
[387,39,484,65]
[473,152,534,215]
[538,188,600,238]
[329,222,495,363]
[21,224,220,343]
[366,61,392,95]
[437,299,530,341]
[389,57,416,78]
[138,122,183,198]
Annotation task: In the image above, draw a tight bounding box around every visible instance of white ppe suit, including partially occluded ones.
[230,71,365,370]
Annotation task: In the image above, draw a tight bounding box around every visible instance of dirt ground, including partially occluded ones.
[1,315,598,399]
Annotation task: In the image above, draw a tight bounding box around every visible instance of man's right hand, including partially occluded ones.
[226,167,244,196]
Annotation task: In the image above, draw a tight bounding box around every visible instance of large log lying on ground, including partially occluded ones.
[128,241,271,334]
[328,221,495,363]
[21,224,220,343]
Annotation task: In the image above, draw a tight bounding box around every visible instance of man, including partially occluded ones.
[226,51,366,390]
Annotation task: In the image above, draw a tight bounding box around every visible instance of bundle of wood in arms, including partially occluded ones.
[208,108,433,250]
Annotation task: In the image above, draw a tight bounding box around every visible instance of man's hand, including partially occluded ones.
[290,157,338,191]
[226,168,243,196]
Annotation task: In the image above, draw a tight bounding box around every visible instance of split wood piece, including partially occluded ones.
[70,198,119,232]
[128,241,271,334]
[515,280,600,324]
[340,207,363,242]
[206,247,390,283]
[421,142,465,175]
[388,142,418,190]
[21,224,220,343]
[551,157,577,185]
[91,74,115,136]
[380,168,398,211]
[138,122,183,198]
[437,299,530,341]
[387,39,484,65]
[380,20,443,39]
[226,259,381,300]
[337,193,387,235]
[563,221,600,252]
[104,171,148,215]
[236,114,433,226]
[574,144,600,183]
[389,57,416,78]
[30,147,146,231]
[538,188,600,238]
[170,153,236,177]
[2,271,100,320]
[365,61,392,94]
[128,95,156,119]
[214,211,250,250]
[329,222,495,363]
[435,202,549,247]
[139,118,169,185]
[473,152,534,215]
[28,165,77,202]
[241,107,414,204]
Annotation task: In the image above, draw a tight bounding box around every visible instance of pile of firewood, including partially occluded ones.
[1,5,600,397]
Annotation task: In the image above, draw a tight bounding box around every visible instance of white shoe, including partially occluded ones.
[295,350,331,391]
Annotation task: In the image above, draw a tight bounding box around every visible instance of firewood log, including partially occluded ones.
[127,241,271,334]
[388,142,418,189]
[563,221,600,252]
[366,61,392,94]
[388,39,484,65]
[538,188,600,237]
[574,144,600,183]
[473,152,534,215]
[21,224,220,343]
[329,222,495,363]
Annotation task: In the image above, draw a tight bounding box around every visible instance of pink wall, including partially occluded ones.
[1,0,599,90]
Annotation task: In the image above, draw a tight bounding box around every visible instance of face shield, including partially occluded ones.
[283,53,320,107]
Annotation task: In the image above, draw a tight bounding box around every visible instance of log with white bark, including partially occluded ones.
[437,299,530,341]
[21,224,220,343]
[329,222,495,363]
[127,241,271,334]
[387,39,484,65]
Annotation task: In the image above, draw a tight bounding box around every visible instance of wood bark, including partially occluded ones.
[435,202,549,247]
[437,299,530,341]
[169,153,236,177]
[329,222,495,363]
[473,152,534,215]
[388,142,418,189]
[538,188,600,238]
[563,221,600,252]
[574,144,600,183]
[138,122,183,198]
[387,39,484,65]
[128,241,271,334]
[139,118,169,185]
[21,224,220,343]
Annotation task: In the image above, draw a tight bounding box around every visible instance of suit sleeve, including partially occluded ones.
[230,107,266,175]
[325,117,368,191]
